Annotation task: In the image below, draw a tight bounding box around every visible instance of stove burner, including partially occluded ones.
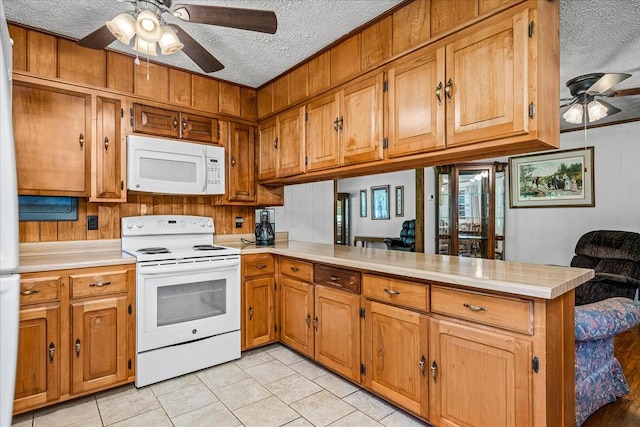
[193,244,225,251]
[137,247,171,255]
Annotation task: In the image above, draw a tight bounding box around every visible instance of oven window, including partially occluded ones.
[156,279,227,326]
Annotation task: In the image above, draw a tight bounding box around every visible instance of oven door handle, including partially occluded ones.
[138,259,240,275]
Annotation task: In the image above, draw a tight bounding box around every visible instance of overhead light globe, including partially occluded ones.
[158,26,184,55]
[563,103,584,124]
[106,13,136,45]
[587,100,608,122]
[135,9,162,43]
[133,37,158,56]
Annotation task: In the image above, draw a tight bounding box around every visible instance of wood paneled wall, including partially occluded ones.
[19,195,256,242]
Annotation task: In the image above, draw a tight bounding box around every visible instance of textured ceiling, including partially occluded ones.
[2,0,640,131]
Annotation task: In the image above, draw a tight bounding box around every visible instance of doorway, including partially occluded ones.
[335,192,350,245]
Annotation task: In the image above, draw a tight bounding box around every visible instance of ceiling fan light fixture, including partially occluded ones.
[135,9,162,43]
[587,99,608,122]
[158,26,183,55]
[133,37,158,56]
[563,103,584,124]
[106,13,136,45]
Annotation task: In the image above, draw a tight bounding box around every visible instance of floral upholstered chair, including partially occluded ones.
[574,297,640,426]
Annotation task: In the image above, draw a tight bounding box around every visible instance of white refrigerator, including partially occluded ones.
[0,1,20,426]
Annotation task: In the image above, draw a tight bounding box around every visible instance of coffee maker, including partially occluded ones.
[255,208,275,245]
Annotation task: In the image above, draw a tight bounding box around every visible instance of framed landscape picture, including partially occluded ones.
[360,189,367,217]
[371,185,390,219]
[509,147,595,208]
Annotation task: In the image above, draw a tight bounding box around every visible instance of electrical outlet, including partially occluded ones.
[87,216,98,230]
[235,216,244,228]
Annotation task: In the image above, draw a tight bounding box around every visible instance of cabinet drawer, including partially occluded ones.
[314,264,361,294]
[70,270,128,299]
[19,276,61,305]
[280,257,313,282]
[243,254,275,277]
[362,274,429,312]
[431,286,533,334]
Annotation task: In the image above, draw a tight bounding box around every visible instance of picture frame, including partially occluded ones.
[359,189,367,217]
[371,185,390,220]
[509,147,595,208]
[395,186,404,217]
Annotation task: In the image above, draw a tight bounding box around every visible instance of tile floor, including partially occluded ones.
[11,343,432,427]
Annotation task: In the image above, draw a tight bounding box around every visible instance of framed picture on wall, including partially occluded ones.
[509,147,595,208]
[371,185,390,220]
[359,189,367,217]
[395,186,404,217]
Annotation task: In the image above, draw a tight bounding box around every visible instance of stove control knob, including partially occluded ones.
[135,220,144,229]
[125,221,134,230]
[206,219,213,227]
[198,218,205,227]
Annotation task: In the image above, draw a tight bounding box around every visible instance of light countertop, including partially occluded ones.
[18,237,594,300]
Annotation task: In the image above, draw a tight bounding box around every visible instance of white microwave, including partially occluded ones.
[127,135,225,195]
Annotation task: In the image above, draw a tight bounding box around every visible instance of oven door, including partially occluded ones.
[136,259,240,352]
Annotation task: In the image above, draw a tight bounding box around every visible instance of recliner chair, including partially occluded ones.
[384,219,416,252]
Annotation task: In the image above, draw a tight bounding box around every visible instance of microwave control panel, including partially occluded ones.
[207,158,223,186]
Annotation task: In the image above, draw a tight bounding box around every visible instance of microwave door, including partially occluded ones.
[130,148,206,194]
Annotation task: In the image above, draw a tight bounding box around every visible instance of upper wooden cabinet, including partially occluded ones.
[13,80,91,197]
[305,92,340,172]
[132,103,219,144]
[257,118,278,181]
[258,107,306,179]
[386,46,445,158]
[93,94,126,202]
[226,122,256,203]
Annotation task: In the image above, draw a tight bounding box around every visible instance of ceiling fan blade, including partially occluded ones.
[77,25,116,49]
[609,87,640,97]
[595,99,622,117]
[560,97,575,102]
[172,4,277,34]
[169,24,224,73]
[586,73,632,95]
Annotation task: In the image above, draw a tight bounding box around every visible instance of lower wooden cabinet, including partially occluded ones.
[14,265,135,415]
[363,300,429,419]
[428,317,533,427]
[242,254,277,350]
[280,276,314,358]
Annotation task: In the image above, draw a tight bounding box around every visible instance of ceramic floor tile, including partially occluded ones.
[150,373,203,397]
[282,418,314,427]
[197,361,251,390]
[233,349,275,370]
[33,396,101,427]
[171,402,241,427]
[244,359,296,385]
[268,346,304,365]
[328,410,383,426]
[156,382,218,418]
[213,377,272,411]
[313,373,359,398]
[289,359,329,380]
[233,395,299,427]
[265,373,323,404]
[379,410,431,427]
[10,412,33,427]
[289,390,356,427]
[342,390,396,420]
[95,384,138,404]
[261,343,286,353]
[107,408,172,427]
[97,387,161,426]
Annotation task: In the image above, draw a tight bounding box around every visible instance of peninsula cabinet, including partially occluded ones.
[257,106,306,179]
[13,80,91,197]
[242,254,277,350]
[14,264,135,415]
[132,103,219,144]
[279,258,315,358]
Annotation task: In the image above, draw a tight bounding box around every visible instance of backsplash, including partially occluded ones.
[18,194,256,242]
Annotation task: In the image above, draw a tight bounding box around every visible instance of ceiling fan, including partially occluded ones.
[560,72,640,124]
[77,0,278,73]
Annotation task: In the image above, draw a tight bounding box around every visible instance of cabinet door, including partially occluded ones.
[280,277,314,358]
[258,118,278,181]
[132,103,180,138]
[445,10,530,146]
[314,286,361,382]
[71,295,128,395]
[93,95,125,202]
[14,305,60,414]
[340,73,384,165]
[227,122,256,202]
[429,318,532,427]
[245,276,276,349]
[181,112,219,144]
[277,106,306,178]
[364,301,428,418]
[13,82,90,196]
[387,47,445,158]
[306,92,340,171]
